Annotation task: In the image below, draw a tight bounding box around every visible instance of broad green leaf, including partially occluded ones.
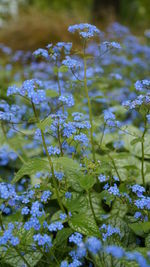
[129,222,150,237]
[130,137,143,145]
[53,157,83,192]
[110,199,128,218]
[69,213,100,237]
[54,228,73,247]
[12,158,49,183]
[1,228,42,267]
[145,233,150,248]
[64,192,104,221]
[78,173,95,190]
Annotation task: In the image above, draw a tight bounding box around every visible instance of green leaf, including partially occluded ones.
[64,191,104,221]
[53,157,83,192]
[123,125,150,159]
[59,65,68,73]
[69,213,100,237]
[46,89,59,98]
[110,199,128,218]
[100,190,115,207]
[54,228,73,247]
[1,249,42,267]
[1,228,42,267]
[130,137,143,145]
[12,158,49,183]
[37,116,53,131]
[129,222,150,237]
[78,173,95,190]
[145,233,150,248]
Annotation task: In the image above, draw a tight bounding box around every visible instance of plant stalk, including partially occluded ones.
[83,44,95,162]
[31,102,65,212]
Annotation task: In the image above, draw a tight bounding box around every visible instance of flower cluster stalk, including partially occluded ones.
[31,102,65,212]
[83,43,95,162]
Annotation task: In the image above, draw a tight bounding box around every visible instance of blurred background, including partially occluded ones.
[0,0,150,51]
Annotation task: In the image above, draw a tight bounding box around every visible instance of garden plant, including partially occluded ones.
[0,22,150,267]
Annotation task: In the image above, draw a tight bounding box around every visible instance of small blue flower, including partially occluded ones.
[21,206,30,215]
[105,245,124,258]
[41,190,52,203]
[33,48,49,59]
[48,221,64,232]
[59,213,67,220]
[131,184,145,197]
[108,184,120,196]
[65,192,72,199]
[68,23,100,39]
[86,237,101,254]
[98,174,107,182]
[69,232,83,245]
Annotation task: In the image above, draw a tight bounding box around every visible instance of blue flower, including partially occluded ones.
[10,236,20,246]
[65,192,72,199]
[33,48,49,59]
[60,261,68,267]
[68,23,100,39]
[62,56,81,69]
[98,174,107,182]
[33,234,52,247]
[135,80,150,92]
[131,184,145,197]
[48,221,64,232]
[104,110,120,127]
[100,224,121,241]
[47,146,61,156]
[59,95,74,107]
[108,184,120,196]
[74,133,89,146]
[54,171,64,181]
[86,237,101,254]
[134,212,142,219]
[69,232,83,245]
[21,206,30,215]
[30,201,44,217]
[41,190,52,203]
[60,213,67,220]
[105,245,124,258]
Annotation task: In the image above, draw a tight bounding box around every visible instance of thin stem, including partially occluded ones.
[87,190,98,227]
[99,123,106,149]
[31,102,65,212]
[83,42,95,162]
[108,154,121,182]
[141,115,147,188]
[57,70,61,96]
[0,213,4,230]
[57,120,63,156]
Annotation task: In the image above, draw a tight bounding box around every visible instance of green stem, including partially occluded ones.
[83,43,95,162]
[87,190,98,226]
[108,154,121,182]
[141,116,147,188]
[31,102,65,212]
[57,121,63,156]
[0,213,4,230]
[99,123,106,149]
[57,70,61,96]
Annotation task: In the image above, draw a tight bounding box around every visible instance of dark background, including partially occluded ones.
[0,0,149,50]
